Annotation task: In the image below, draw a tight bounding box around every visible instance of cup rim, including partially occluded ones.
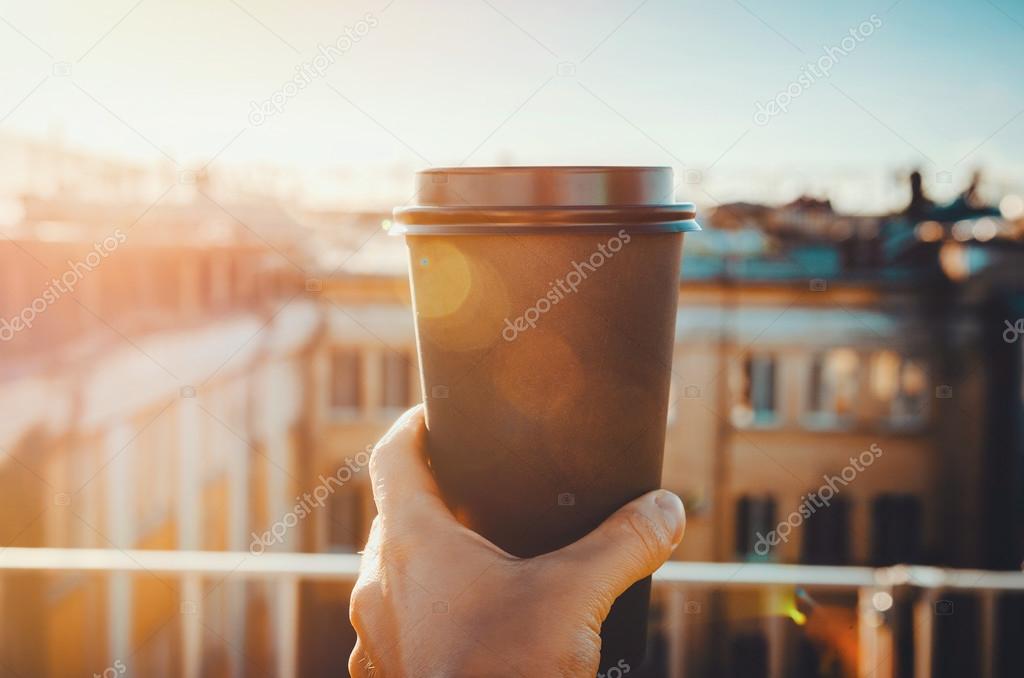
[390,203,700,235]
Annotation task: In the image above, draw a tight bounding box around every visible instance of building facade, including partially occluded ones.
[2,194,1022,676]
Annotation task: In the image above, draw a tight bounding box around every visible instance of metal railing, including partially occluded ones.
[2,548,1023,678]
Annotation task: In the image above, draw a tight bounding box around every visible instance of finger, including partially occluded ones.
[549,490,685,615]
[369,404,448,522]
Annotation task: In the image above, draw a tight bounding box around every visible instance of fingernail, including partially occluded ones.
[654,490,685,547]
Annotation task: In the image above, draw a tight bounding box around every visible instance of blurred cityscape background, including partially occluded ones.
[3,1,1024,677]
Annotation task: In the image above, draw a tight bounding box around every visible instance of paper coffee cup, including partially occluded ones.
[393,166,698,671]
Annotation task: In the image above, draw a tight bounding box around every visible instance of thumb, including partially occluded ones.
[550,490,685,617]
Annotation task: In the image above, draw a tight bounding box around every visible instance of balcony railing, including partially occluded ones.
[2,547,1023,678]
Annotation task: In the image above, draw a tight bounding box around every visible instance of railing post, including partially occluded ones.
[227,578,246,678]
[767,587,785,678]
[979,589,997,678]
[667,587,686,678]
[106,423,133,670]
[276,575,299,678]
[913,589,936,678]
[857,586,894,678]
[182,573,202,678]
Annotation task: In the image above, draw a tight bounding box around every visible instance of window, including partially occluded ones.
[870,351,928,427]
[735,495,777,562]
[46,453,72,548]
[327,487,364,552]
[870,493,922,565]
[330,348,362,413]
[806,348,860,426]
[381,351,412,410]
[71,439,101,548]
[138,403,176,537]
[800,495,850,565]
[731,354,777,427]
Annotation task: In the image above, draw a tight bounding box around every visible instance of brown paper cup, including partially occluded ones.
[393,167,698,672]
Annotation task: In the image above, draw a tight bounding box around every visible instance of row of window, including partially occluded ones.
[0,244,300,357]
[729,348,928,430]
[735,493,923,566]
[317,480,927,567]
[329,348,416,413]
[329,346,931,430]
[36,383,278,552]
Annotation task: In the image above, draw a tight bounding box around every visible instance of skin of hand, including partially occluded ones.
[348,405,686,678]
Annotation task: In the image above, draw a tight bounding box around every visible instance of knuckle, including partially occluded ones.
[348,581,380,631]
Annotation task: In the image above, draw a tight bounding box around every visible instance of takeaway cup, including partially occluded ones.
[391,166,699,672]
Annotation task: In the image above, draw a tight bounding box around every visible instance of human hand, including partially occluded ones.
[348,405,685,677]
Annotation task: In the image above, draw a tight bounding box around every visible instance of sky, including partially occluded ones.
[1,0,1023,212]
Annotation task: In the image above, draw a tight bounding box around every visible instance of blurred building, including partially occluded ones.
[0,167,322,675]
